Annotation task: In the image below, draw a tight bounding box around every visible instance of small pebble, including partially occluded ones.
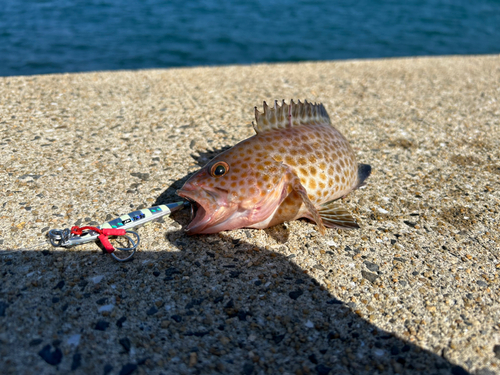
[71,353,82,371]
[147,306,158,315]
[119,363,137,375]
[171,315,182,322]
[361,271,379,283]
[95,320,110,331]
[38,345,62,365]
[289,289,303,300]
[66,334,81,347]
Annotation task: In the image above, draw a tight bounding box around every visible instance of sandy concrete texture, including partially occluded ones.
[0,55,499,374]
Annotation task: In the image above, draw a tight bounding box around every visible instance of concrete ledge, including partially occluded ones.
[0,55,499,374]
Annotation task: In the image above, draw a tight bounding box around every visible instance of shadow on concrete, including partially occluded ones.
[1,239,469,375]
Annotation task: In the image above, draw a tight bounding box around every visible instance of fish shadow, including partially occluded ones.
[192,146,233,167]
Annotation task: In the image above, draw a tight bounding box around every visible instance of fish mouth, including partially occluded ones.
[177,187,234,234]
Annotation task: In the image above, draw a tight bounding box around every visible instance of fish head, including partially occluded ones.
[177,146,289,234]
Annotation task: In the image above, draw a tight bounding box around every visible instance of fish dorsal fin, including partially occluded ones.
[253,99,331,134]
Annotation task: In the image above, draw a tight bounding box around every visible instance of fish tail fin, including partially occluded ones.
[319,200,359,229]
[354,164,372,189]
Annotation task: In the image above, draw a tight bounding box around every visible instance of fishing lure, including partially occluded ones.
[48,201,188,261]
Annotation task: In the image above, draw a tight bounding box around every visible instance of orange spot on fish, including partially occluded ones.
[285,156,296,166]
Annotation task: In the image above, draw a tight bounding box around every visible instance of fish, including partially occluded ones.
[177,100,371,235]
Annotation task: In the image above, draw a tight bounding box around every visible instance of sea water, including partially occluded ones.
[0,0,498,76]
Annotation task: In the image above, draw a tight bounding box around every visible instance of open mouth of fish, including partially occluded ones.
[177,187,230,234]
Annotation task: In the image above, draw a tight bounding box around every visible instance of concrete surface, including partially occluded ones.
[0,55,499,374]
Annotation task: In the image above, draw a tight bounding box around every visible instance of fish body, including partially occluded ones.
[177,100,371,235]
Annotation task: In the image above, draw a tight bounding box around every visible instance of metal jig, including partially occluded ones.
[48,201,189,261]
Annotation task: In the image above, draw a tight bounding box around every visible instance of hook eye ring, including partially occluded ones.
[110,231,140,262]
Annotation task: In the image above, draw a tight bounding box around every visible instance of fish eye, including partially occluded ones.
[210,161,229,177]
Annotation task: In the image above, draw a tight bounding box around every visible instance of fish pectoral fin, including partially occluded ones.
[318,200,359,229]
[290,179,327,235]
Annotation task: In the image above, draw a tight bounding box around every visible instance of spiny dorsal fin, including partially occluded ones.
[253,99,331,134]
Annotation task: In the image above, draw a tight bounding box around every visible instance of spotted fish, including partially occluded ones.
[177,100,371,235]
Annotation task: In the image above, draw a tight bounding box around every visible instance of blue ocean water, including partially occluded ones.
[0,0,499,76]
